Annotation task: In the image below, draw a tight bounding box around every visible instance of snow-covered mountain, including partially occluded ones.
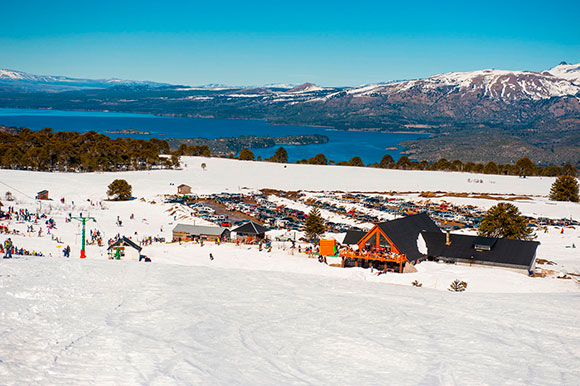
[545,62,580,85]
[341,63,580,101]
[0,69,171,92]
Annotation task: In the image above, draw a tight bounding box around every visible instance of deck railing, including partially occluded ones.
[339,249,407,263]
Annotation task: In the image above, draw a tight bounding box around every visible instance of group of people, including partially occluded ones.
[2,237,44,258]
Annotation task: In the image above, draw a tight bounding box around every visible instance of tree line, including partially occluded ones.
[0,128,178,172]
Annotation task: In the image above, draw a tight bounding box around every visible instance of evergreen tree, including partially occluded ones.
[307,154,328,165]
[238,148,255,161]
[549,175,579,202]
[448,280,467,292]
[304,207,325,241]
[269,147,288,163]
[483,161,499,174]
[478,202,534,240]
[396,156,412,169]
[515,157,536,176]
[379,154,394,168]
[107,179,132,201]
[348,156,364,167]
[562,163,578,177]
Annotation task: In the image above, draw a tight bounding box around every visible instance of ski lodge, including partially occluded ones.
[340,213,440,272]
[172,224,230,242]
[340,213,539,273]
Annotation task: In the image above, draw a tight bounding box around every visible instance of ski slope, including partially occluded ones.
[1,157,580,384]
[1,258,579,385]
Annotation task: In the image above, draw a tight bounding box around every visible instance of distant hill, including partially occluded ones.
[1,63,579,164]
[0,69,173,92]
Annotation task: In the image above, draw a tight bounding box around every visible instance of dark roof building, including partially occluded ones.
[421,231,540,272]
[107,236,143,252]
[374,213,441,261]
[232,221,268,237]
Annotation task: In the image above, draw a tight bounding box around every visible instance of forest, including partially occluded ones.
[0,128,178,172]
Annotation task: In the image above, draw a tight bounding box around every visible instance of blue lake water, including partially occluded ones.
[0,108,428,163]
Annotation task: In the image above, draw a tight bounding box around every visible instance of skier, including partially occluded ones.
[4,238,13,259]
[209,253,214,261]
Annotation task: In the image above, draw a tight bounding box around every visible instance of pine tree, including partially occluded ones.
[448,279,467,292]
[379,154,395,168]
[549,175,579,202]
[269,147,288,163]
[348,156,364,167]
[304,207,325,242]
[238,148,255,161]
[478,202,535,240]
[107,179,132,201]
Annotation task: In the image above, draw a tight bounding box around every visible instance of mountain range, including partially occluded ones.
[1,63,579,164]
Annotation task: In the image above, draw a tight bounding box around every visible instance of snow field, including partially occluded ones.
[1,258,579,385]
[1,157,580,384]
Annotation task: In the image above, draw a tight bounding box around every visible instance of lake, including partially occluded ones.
[0,108,428,163]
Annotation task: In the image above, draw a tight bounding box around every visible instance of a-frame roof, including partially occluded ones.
[232,221,268,235]
[375,213,441,261]
[107,236,143,252]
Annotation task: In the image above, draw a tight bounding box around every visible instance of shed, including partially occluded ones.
[232,221,268,242]
[178,184,192,195]
[421,231,540,272]
[320,239,338,256]
[37,190,49,200]
[107,237,143,261]
[172,224,230,242]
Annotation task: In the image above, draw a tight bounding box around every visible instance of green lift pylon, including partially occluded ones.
[72,216,95,259]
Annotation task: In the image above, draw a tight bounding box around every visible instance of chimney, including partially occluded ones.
[445,230,451,246]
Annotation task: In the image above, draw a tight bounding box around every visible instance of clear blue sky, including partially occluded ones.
[1,0,579,86]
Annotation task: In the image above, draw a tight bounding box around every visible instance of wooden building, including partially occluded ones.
[37,190,49,200]
[172,224,230,242]
[177,184,192,195]
[341,213,441,272]
[342,212,541,274]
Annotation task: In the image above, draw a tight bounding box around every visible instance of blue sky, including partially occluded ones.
[1,0,579,86]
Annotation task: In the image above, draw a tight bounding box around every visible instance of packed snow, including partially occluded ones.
[1,157,579,384]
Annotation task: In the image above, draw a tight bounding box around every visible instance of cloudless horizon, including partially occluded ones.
[1,0,579,86]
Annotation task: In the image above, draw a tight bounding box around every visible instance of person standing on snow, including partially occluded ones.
[209,253,214,261]
[4,238,13,259]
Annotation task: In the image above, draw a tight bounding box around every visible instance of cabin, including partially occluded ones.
[172,224,230,242]
[421,232,540,273]
[232,221,268,242]
[37,190,49,200]
[107,237,142,261]
[341,213,441,272]
[177,184,192,195]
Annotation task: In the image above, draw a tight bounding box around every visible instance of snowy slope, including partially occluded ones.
[345,67,580,101]
[547,62,580,85]
[1,157,580,384]
[1,258,579,384]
